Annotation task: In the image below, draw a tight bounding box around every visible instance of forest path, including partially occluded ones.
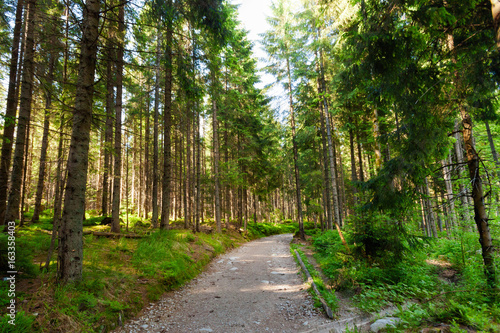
[115,233,331,333]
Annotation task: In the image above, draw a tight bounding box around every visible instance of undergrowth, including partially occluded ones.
[309,219,500,332]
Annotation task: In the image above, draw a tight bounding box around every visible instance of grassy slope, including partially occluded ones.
[307,229,500,332]
[0,212,298,333]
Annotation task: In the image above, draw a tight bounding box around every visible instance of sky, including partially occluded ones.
[230,0,290,120]
[230,0,274,88]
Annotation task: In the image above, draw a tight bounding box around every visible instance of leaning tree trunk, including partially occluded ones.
[462,112,496,287]
[4,0,36,225]
[0,0,25,225]
[58,0,100,283]
[484,120,500,179]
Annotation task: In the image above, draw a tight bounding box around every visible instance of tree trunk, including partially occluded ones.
[32,52,57,223]
[461,112,496,286]
[102,32,115,217]
[0,0,25,225]
[442,155,457,230]
[152,28,161,228]
[485,120,500,179]
[319,105,333,231]
[111,1,124,233]
[316,49,347,246]
[58,0,100,283]
[212,90,222,233]
[144,88,151,219]
[4,0,36,225]
[161,13,173,230]
[286,58,305,240]
[349,119,358,209]
[491,0,500,50]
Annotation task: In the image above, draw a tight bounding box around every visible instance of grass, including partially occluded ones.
[290,243,339,314]
[0,210,297,333]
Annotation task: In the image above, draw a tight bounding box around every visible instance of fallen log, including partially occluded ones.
[36,229,143,238]
[90,232,143,239]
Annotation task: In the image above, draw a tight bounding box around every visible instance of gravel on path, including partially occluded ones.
[114,233,332,333]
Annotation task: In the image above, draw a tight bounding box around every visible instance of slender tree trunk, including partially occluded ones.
[152,29,161,228]
[491,0,500,50]
[161,12,173,230]
[144,89,151,219]
[44,113,65,270]
[286,58,305,240]
[317,50,347,246]
[4,0,36,225]
[19,123,30,226]
[349,119,358,209]
[442,155,458,229]
[485,120,500,179]
[319,105,333,231]
[424,177,438,237]
[0,0,25,224]
[32,50,57,223]
[212,90,222,233]
[58,0,100,282]
[102,35,115,217]
[111,1,124,233]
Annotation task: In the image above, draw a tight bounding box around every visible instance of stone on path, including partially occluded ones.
[370,317,401,332]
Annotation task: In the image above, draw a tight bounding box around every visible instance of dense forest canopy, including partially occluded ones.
[0,0,499,324]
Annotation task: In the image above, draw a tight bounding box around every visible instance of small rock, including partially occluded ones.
[141,324,149,329]
[230,267,238,271]
[370,317,401,332]
[217,260,224,263]
[261,280,270,284]
[303,321,309,326]
[271,271,285,275]
[199,329,213,332]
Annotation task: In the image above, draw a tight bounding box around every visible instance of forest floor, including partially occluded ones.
[113,233,335,333]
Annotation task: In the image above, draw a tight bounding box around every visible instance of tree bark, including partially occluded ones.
[212,89,222,233]
[286,58,305,240]
[461,112,496,286]
[32,51,57,223]
[442,155,458,229]
[4,0,36,225]
[161,12,173,230]
[111,1,125,233]
[58,0,100,283]
[152,28,161,228]
[491,0,500,50]
[316,48,347,246]
[484,120,500,179]
[0,0,25,225]
[102,32,115,217]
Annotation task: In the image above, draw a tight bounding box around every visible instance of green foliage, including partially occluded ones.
[246,222,298,238]
[292,245,339,313]
[0,233,39,277]
[0,311,35,333]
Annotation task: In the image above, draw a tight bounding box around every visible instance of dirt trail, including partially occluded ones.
[115,233,331,333]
